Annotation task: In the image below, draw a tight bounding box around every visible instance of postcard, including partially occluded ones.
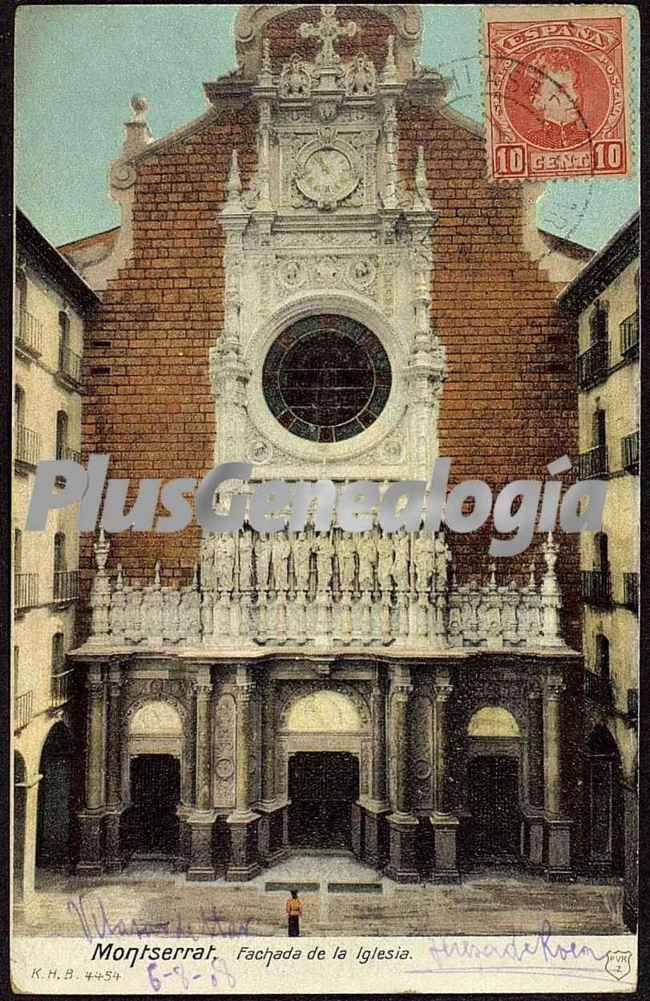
[11,2,640,995]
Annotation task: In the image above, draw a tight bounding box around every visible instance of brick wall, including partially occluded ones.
[79,9,580,648]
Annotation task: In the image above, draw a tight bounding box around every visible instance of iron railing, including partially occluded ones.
[623,572,639,612]
[577,444,608,479]
[51,669,74,708]
[14,573,39,610]
[584,670,613,706]
[56,442,82,464]
[14,690,33,730]
[15,307,44,356]
[53,570,79,602]
[581,569,611,606]
[15,424,41,466]
[620,311,639,358]
[577,340,609,389]
[621,431,639,473]
[58,342,82,383]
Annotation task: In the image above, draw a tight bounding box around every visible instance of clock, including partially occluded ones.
[295,145,359,209]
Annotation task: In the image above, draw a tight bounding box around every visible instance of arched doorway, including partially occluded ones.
[122,701,183,859]
[37,722,75,869]
[283,690,364,850]
[586,726,623,873]
[466,707,522,863]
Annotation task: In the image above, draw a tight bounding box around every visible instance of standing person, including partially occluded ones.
[286,889,303,937]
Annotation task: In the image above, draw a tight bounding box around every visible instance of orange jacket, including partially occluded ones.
[286,898,303,916]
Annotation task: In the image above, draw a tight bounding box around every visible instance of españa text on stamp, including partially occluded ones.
[485,12,629,181]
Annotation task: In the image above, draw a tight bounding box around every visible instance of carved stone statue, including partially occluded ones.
[215,535,236,592]
[357,533,376,591]
[314,533,335,592]
[293,532,312,592]
[279,54,312,98]
[254,533,271,593]
[434,535,451,587]
[377,534,395,593]
[338,533,357,592]
[238,530,254,591]
[272,532,292,592]
[393,531,410,591]
[414,532,435,593]
[343,54,377,96]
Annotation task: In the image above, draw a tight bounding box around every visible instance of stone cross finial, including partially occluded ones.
[299,4,357,66]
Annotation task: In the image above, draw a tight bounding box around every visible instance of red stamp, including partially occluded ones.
[484,14,629,181]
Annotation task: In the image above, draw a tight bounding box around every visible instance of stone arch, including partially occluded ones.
[585,723,624,872]
[468,706,521,738]
[129,701,183,736]
[122,694,188,805]
[36,721,76,869]
[286,690,363,733]
[278,681,369,732]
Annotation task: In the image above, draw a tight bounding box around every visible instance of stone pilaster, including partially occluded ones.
[543,677,572,880]
[431,675,459,882]
[524,687,545,868]
[363,675,390,865]
[77,664,106,875]
[227,669,260,881]
[257,679,287,864]
[385,667,419,882]
[13,773,41,907]
[104,663,124,873]
[187,678,216,880]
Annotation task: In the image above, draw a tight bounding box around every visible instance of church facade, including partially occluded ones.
[61,4,593,884]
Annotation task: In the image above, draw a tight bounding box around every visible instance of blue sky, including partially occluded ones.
[15,4,639,250]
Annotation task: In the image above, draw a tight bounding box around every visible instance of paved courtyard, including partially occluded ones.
[14,852,626,939]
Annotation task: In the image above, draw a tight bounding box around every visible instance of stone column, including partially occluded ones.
[257,679,285,863]
[386,667,419,883]
[543,677,572,880]
[104,663,124,873]
[364,674,390,865]
[77,664,106,875]
[187,678,216,881]
[525,687,545,867]
[13,773,41,907]
[431,676,460,883]
[227,669,260,881]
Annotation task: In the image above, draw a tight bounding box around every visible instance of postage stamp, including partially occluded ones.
[484,8,629,181]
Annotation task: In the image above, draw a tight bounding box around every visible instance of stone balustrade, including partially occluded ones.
[89,527,563,650]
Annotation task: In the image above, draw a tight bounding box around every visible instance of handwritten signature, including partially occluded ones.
[424,920,610,969]
[67,894,254,944]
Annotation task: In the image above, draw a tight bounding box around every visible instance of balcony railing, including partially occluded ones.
[581,569,611,606]
[53,570,80,603]
[51,669,74,708]
[15,307,44,356]
[620,311,639,359]
[58,342,82,384]
[621,431,639,473]
[577,339,609,389]
[623,572,639,612]
[584,670,613,706]
[15,423,41,467]
[14,690,33,731]
[577,444,608,480]
[56,442,82,464]
[14,573,39,611]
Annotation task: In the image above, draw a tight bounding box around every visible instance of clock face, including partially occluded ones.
[297,147,357,206]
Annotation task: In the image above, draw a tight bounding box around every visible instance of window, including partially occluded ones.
[58,310,70,350]
[593,408,606,449]
[53,533,66,574]
[51,633,65,674]
[13,646,19,695]
[14,385,25,425]
[589,300,608,343]
[15,270,27,320]
[55,411,68,460]
[262,315,392,443]
[14,529,22,574]
[595,634,610,682]
[594,532,609,571]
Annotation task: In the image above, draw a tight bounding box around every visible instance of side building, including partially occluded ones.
[558,211,640,930]
[13,209,99,906]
